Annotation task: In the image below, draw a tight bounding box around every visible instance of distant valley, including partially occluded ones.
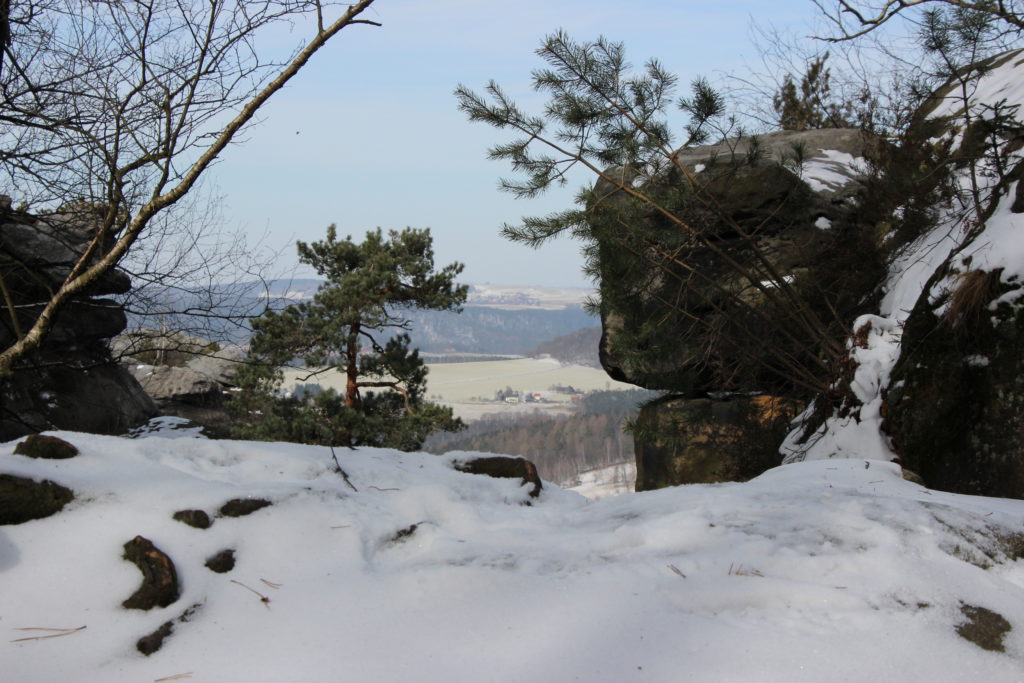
[128,279,600,356]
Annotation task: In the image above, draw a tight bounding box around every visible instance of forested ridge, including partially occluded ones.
[424,389,656,483]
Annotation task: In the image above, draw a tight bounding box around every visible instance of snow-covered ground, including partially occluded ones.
[569,460,636,499]
[3,430,1024,682]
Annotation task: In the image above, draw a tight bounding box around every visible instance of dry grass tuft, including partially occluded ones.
[943,269,1003,330]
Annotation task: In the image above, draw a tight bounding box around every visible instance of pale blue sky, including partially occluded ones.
[209,0,826,288]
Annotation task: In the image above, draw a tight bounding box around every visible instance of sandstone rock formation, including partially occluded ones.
[597,127,875,395]
[593,128,877,488]
[0,208,156,440]
[633,395,802,491]
[605,50,1024,498]
[119,334,245,437]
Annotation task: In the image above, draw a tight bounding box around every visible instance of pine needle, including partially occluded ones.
[667,564,687,579]
[230,579,271,608]
[10,625,86,642]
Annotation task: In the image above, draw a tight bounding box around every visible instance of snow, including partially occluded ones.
[3,431,1024,682]
[785,51,1024,467]
[569,461,636,499]
[801,149,869,195]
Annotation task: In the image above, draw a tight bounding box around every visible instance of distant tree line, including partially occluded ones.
[423,389,657,484]
[527,326,603,368]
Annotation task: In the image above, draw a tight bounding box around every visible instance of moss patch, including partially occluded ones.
[0,474,73,525]
[13,434,79,459]
[956,604,1012,652]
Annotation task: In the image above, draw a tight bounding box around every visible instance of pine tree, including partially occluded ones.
[772,54,852,131]
[231,226,467,450]
[456,32,848,397]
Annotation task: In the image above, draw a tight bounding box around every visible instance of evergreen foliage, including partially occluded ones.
[456,32,849,397]
[230,226,467,450]
[773,54,853,131]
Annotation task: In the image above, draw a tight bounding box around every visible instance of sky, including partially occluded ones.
[207,0,826,288]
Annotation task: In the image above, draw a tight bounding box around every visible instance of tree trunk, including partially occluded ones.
[345,323,361,409]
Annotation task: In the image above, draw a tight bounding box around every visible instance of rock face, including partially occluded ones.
[121,339,245,438]
[591,128,877,489]
[597,127,875,395]
[875,50,1024,499]
[633,395,802,491]
[0,208,156,440]
[886,267,1024,498]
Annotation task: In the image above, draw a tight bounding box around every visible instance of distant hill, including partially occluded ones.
[527,326,602,368]
[123,280,598,356]
[406,305,596,355]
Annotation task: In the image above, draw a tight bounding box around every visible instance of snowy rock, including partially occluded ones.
[204,548,236,573]
[121,535,180,610]
[0,473,74,524]
[784,49,1024,499]
[595,128,877,395]
[131,364,222,404]
[13,434,79,459]
[172,509,212,529]
[452,454,543,499]
[672,127,871,201]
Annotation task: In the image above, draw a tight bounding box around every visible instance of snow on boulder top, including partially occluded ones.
[675,127,871,199]
[800,148,870,195]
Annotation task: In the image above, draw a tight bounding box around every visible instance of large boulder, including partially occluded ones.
[120,343,245,438]
[595,128,878,395]
[0,208,156,441]
[1,347,156,440]
[886,267,1024,498]
[185,348,245,386]
[633,395,802,491]
[130,364,223,404]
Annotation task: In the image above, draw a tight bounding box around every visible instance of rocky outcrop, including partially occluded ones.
[130,364,223,404]
[452,454,543,499]
[120,337,245,438]
[885,263,1024,498]
[591,128,878,490]
[633,395,802,490]
[593,51,1024,497]
[597,128,875,395]
[859,50,1024,498]
[0,208,156,440]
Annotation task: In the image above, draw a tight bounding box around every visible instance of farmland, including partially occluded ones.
[281,357,636,421]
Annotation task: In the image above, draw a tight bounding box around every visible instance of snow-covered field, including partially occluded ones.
[3,430,1024,682]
